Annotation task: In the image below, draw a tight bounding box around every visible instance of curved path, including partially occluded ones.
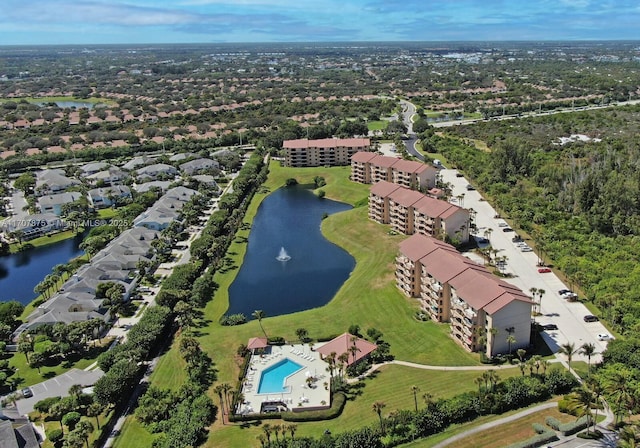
[431,401,557,448]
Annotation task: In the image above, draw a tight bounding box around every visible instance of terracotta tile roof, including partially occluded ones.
[283,138,370,149]
[388,187,424,207]
[370,180,402,197]
[316,333,377,366]
[351,151,379,163]
[370,155,399,168]
[391,158,435,174]
[398,233,456,261]
[414,196,464,219]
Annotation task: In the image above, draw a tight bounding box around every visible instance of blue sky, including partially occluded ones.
[2,0,639,45]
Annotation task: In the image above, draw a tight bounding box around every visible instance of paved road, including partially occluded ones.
[440,168,611,364]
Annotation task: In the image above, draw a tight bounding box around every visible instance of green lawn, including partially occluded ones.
[207,365,522,447]
[9,230,82,253]
[122,161,484,447]
[148,337,188,391]
[113,416,156,448]
[368,120,389,131]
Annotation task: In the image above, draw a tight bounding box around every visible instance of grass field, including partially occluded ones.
[398,400,571,448]
[368,120,389,131]
[119,160,505,447]
[9,230,81,253]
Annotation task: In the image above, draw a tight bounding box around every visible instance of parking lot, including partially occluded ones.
[442,168,612,363]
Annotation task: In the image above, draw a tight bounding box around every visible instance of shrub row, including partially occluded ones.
[504,426,558,448]
[282,392,347,422]
[558,416,590,436]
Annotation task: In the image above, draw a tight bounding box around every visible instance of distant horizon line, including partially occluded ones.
[1,39,640,48]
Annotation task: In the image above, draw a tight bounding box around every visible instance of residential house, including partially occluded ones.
[396,234,532,357]
[0,418,40,448]
[80,162,111,176]
[14,227,158,336]
[283,138,370,167]
[136,163,178,180]
[169,152,197,162]
[1,213,64,241]
[86,166,128,186]
[179,157,219,175]
[37,192,82,216]
[133,180,173,193]
[350,152,437,189]
[133,186,197,230]
[87,185,132,209]
[35,169,80,196]
[122,156,152,171]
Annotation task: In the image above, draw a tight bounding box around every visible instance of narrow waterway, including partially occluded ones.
[0,233,85,305]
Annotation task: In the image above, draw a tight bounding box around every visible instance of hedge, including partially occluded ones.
[282,392,346,422]
[504,424,558,448]
[545,416,561,431]
[558,416,589,436]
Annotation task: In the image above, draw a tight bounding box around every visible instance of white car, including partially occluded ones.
[498,222,509,227]
[598,333,613,341]
[520,245,533,252]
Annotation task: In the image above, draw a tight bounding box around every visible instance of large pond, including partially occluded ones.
[227,186,355,318]
[34,101,101,109]
[0,234,85,305]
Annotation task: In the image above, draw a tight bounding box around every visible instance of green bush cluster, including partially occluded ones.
[219,313,246,326]
[504,428,558,448]
[281,392,347,422]
[558,416,589,436]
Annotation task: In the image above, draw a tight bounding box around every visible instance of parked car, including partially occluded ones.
[22,387,33,398]
[498,222,509,227]
[583,315,599,323]
[466,184,475,191]
[538,267,552,273]
[558,289,572,295]
[520,246,533,252]
[512,235,523,243]
[598,333,613,341]
[502,227,514,232]
[455,172,464,178]
[542,323,558,330]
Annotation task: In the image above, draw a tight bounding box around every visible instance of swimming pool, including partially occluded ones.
[257,358,303,394]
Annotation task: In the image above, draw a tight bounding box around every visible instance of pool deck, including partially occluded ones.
[238,344,331,414]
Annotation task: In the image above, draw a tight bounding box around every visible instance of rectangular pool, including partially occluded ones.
[257,358,303,394]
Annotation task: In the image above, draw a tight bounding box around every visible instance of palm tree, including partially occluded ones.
[506,335,516,356]
[76,420,94,448]
[580,342,597,374]
[532,355,542,375]
[338,352,350,378]
[213,384,226,424]
[558,342,577,372]
[411,385,420,412]
[566,386,596,435]
[488,327,499,356]
[529,287,538,313]
[585,376,603,434]
[86,402,102,429]
[487,370,500,392]
[516,348,526,363]
[286,423,297,440]
[475,376,484,393]
[604,369,635,424]
[221,383,233,417]
[295,328,308,342]
[262,423,272,445]
[372,401,386,434]
[252,310,268,339]
[422,392,434,410]
[537,289,546,314]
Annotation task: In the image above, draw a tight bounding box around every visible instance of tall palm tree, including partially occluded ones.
[262,424,272,445]
[213,384,226,424]
[585,376,603,434]
[487,370,500,392]
[252,310,268,339]
[604,369,635,424]
[372,401,386,434]
[411,385,420,412]
[506,335,517,356]
[566,386,596,435]
[537,289,546,313]
[558,342,577,372]
[221,383,233,418]
[580,342,597,374]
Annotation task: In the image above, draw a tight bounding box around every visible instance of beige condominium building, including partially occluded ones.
[350,151,437,189]
[283,138,370,167]
[369,180,470,243]
[396,233,532,357]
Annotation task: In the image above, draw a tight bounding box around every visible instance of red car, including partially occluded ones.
[538,267,552,273]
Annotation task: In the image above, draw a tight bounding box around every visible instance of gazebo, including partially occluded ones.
[247,337,268,354]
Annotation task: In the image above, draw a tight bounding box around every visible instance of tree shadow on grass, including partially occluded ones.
[238,420,262,429]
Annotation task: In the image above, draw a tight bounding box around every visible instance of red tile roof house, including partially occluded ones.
[316,333,378,368]
[350,151,437,189]
[397,234,533,357]
[369,181,470,243]
[282,138,370,167]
